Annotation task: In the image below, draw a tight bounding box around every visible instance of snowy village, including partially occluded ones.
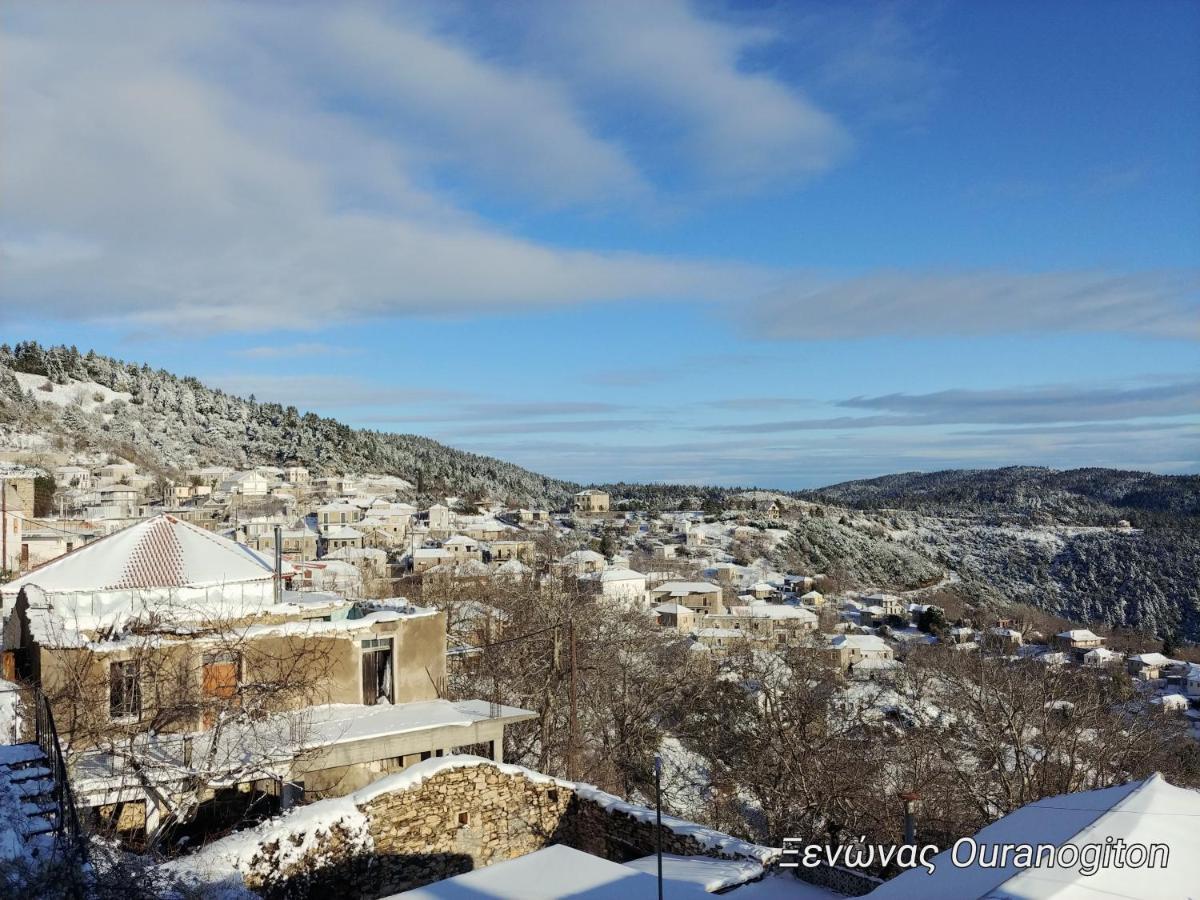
[3,1,1199,897]
[0,449,1197,898]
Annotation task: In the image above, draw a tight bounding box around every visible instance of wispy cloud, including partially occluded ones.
[708,378,1200,433]
[365,401,629,424]
[443,418,658,437]
[232,342,351,359]
[744,270,1200,341]
[704,396,818,411]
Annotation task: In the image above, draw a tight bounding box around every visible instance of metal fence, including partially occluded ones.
[31,687,89,864]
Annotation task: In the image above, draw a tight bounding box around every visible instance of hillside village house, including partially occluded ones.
[318,502,363,527]
[441,534,483,564]
[860,592,905,618]
[579,567,649,608]
[290,559,364,597]
[573,489,610,515]
[486,539,535,564]
[983,626,1023,653]
[513,508,551,526]
[1055,628,1106,660]
[218,470,273,497]
[649,581,725,616]
[2,474,37,572]
[321,525,366,555]
[283,465,310,485]
[824,633,895,672]
[1186,663,1200,700]
[714,603,819,646]
[427,503,452,535]
[54,464,92,489]
[558,549,606,575]
[0,515,533,844]
[653,602,700,631]
[1128,652,1172,680]
[410,547,454,575]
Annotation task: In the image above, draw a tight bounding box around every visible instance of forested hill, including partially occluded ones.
[0,342,574,506]
[802,466,1200,527]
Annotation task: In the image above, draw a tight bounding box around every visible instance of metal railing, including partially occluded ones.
[32,687,89,864]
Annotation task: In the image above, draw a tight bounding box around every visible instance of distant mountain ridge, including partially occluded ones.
[0,341,574,506]
[802,465,1200,526]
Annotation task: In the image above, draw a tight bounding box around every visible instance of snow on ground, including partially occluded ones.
[731,873,846,899]
[12,372,132,420]
[624,853,762,892]
[0,680,22,745]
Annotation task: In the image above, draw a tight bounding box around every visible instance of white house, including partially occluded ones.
[1185,663,1200,700]
[580,567,649,607]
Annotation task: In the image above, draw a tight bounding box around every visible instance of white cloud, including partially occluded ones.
[511,0,851,191]
[0,2,774,332]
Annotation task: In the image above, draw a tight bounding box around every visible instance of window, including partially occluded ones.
[202,651,240,701]
[458,811,470,826]
[109,660,141,720]
[361,637,394,705]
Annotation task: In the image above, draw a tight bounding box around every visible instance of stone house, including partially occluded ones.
[1055,629,1105,659]
[1127,652,1171,680]
[823,633,895,671]
[486,539,535,564]
[649,581,725,616]
[1,515,532,845]
[573,489,610,515]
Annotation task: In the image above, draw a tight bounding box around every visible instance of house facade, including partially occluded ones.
[1,514,533,844]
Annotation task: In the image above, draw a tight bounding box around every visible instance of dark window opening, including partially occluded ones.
[110,660,141,720]
[361,638,394,705]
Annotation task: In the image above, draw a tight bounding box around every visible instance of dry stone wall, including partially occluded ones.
[224,758,775,899]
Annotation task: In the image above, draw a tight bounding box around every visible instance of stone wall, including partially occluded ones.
[197,756,776,900]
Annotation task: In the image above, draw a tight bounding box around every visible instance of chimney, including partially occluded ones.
[273,524,283,604]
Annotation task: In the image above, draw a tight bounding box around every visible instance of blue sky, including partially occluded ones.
[1,1,1197,488]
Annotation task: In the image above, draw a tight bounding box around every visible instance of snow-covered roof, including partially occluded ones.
[653,581,722,596]
[426,560,491,577]
[583,568,646,583]
[322,526,365,540]
[1057,628,1102,641]
[561,549,606,564]
[2,514,276,597]
[830,634,890,652]
[694,628,744,640]
[869,774,1200,899]
[442,534,479,547]
[1129,652,1171,666]
[730,605,817,622]
[495,559,532,576]
[413,548,451,559]
[653,603,691,616]
[392,844,658,898]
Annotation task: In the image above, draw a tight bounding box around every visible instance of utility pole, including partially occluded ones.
[1,477,6,574]
[568,618,578,781]
[655,754,664,900]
